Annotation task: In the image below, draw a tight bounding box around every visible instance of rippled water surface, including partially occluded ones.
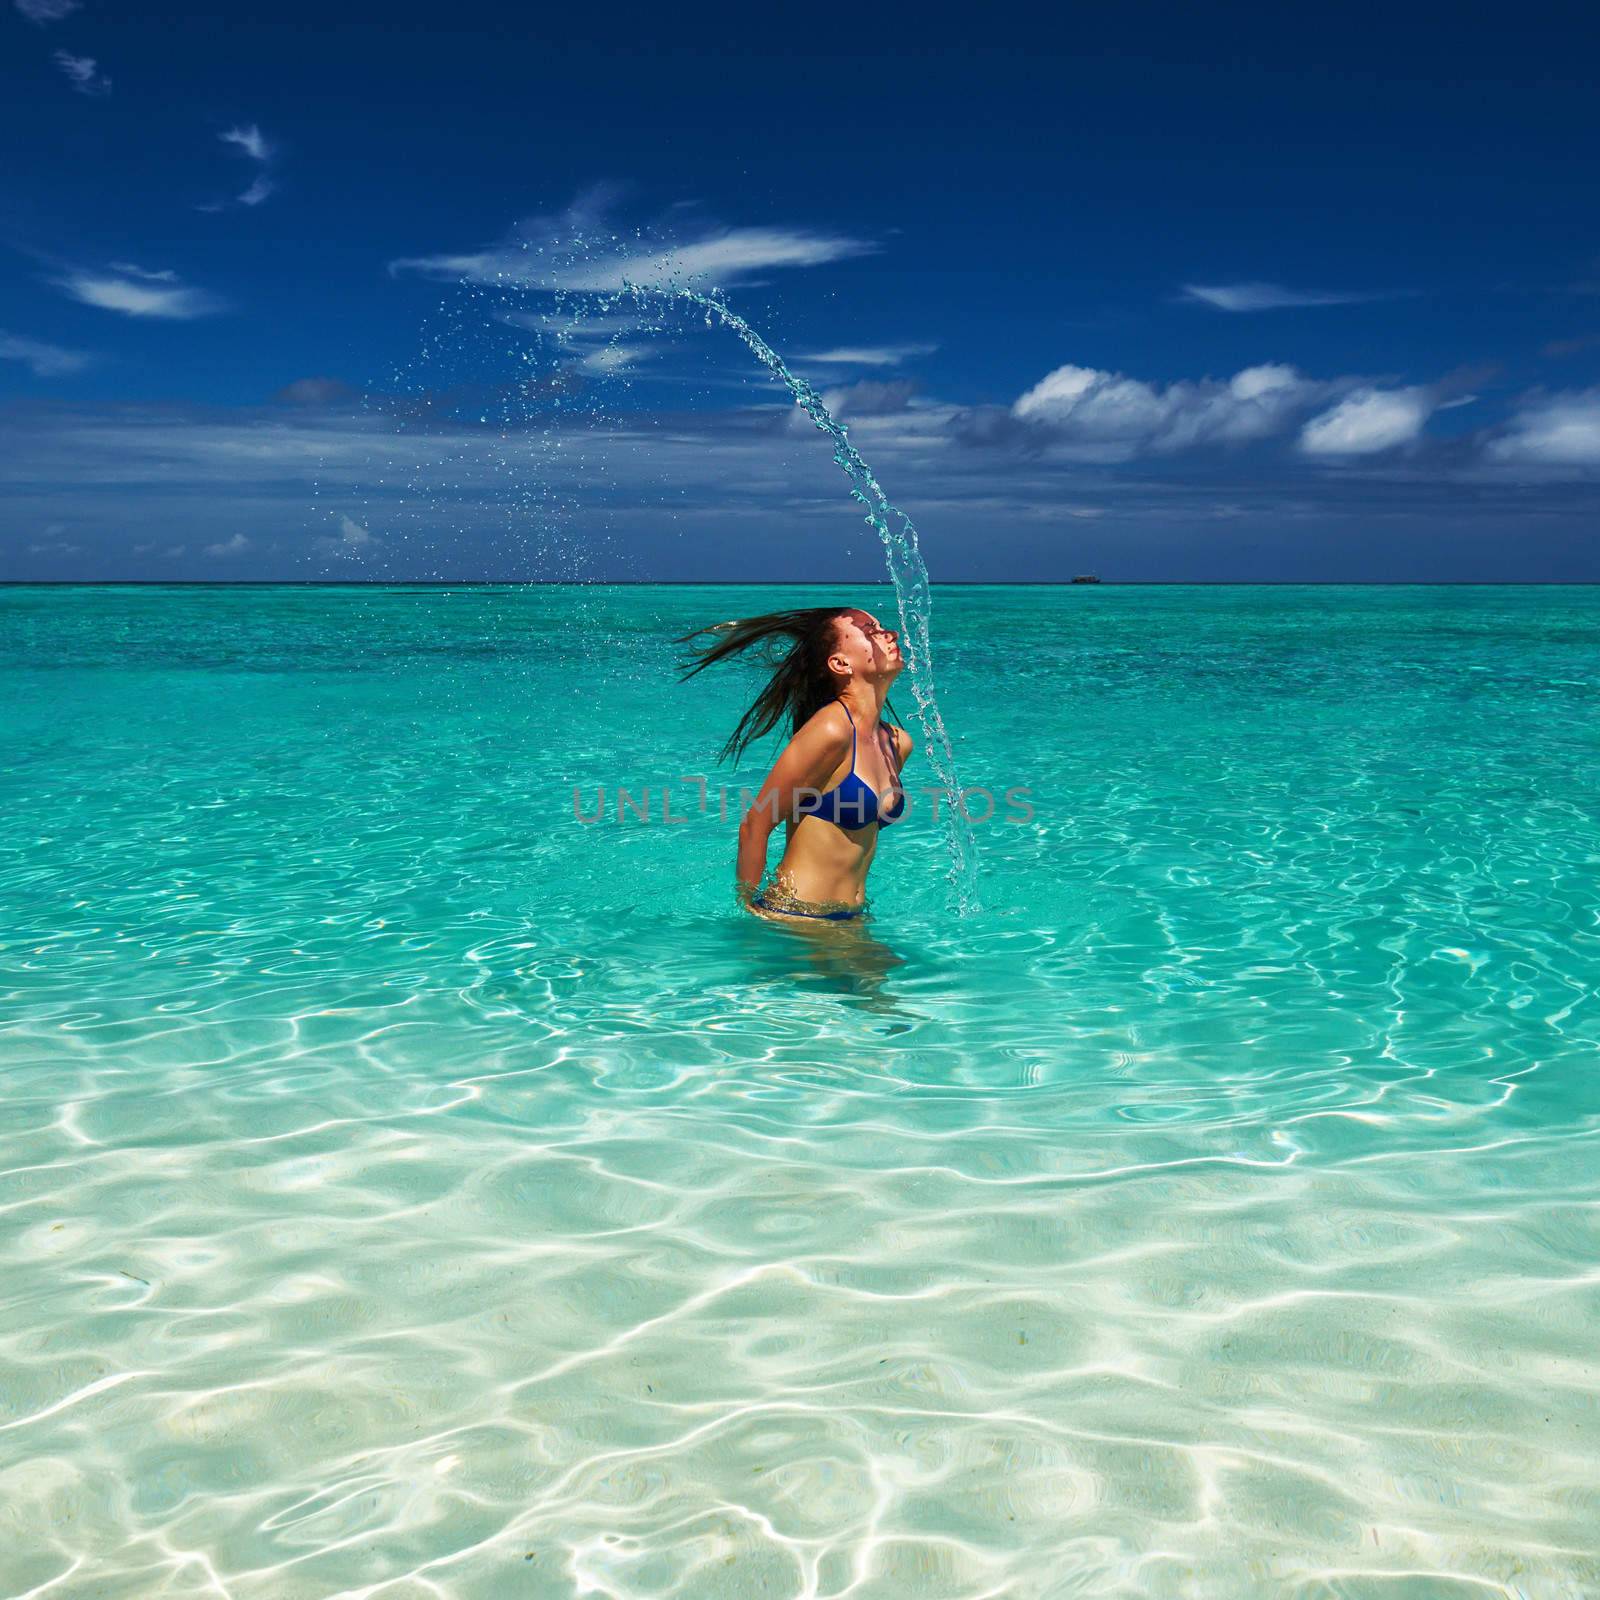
[4,583,1599,1598]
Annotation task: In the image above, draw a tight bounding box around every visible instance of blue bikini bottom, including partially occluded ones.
[752,892,863,922]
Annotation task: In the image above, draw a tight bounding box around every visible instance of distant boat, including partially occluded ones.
[1070,574,1102,584]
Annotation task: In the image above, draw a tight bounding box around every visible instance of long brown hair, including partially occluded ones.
[675,605,857,766]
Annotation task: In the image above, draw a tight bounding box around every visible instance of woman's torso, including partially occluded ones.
[772,706,904,909]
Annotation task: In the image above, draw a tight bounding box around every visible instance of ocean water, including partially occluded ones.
[3,581,1599,1599]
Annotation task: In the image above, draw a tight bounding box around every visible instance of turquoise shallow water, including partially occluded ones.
[4,582,1600,1598]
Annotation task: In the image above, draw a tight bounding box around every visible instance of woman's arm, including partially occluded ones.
[735,710,850,904]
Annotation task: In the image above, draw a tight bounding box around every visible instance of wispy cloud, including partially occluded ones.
[397,228,874,292]
[53,50,109,96]
[272,376,356,407]
[56,263,223,319]
[14,0,81,22]
[1004,361,1336,461]
[1485,390,1600,468]
[799,343,938,367]
[204,123,278,210]
[1180,282,1395,312]
[220,124,272,164]
[1543,333,1600,359]
[1299,387,1435,455]
[109,262,178,280]
[0,330,92,377]
[204,532,252,557]
[390,188,875,293]
[496,308,664,375]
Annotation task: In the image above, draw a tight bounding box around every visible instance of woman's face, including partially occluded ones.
[832,609,903,684]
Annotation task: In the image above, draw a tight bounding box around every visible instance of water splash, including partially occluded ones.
[612,282,981,913]
[376,237,982,909]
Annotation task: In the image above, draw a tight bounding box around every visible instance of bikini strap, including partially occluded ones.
[836,697,857,770]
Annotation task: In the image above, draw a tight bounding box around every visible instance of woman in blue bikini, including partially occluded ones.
[676,605,912,922]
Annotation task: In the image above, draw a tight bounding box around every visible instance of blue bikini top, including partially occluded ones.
[795,698,907,832]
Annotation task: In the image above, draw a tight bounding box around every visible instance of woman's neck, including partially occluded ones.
[838,682,886,727]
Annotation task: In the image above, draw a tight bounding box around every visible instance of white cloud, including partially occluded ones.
[1010,361,1331,460]
[0,330,92,377]
[220,124,272,163]
[53,51,110,96]
[204,533,251,557]
[15,0,80,22]
[314,514,378,557]
[1299,387,1434,456]
[1181,282,1394,312]
[108,262,179,282]
[1485,390,1600,468]
[397,228,874,293]
[207,124,278,210]
[315,518,384,563]
[390,189,874,294]
[57,265,223,319]
[589,226,875,289]
[799,343,937,367]
[495,308,658,374]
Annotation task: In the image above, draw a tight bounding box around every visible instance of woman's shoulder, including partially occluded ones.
[891,722,915,761]
[795,699,853,737]
[788,701,854,760]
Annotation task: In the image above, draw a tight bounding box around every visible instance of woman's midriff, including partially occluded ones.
[771,814,877,908]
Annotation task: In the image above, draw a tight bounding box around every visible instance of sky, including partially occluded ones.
[3,0,1598,582]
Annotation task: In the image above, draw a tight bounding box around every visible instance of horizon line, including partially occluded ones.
[6,580,1600,589]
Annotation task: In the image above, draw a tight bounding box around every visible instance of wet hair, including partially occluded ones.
[675,605,860,766]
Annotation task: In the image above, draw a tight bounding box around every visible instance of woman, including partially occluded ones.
[677,605,914,922]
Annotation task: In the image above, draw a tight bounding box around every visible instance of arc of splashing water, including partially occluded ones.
[616,281,981,913]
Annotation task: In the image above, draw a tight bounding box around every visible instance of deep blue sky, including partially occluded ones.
[3,1,1597,580]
